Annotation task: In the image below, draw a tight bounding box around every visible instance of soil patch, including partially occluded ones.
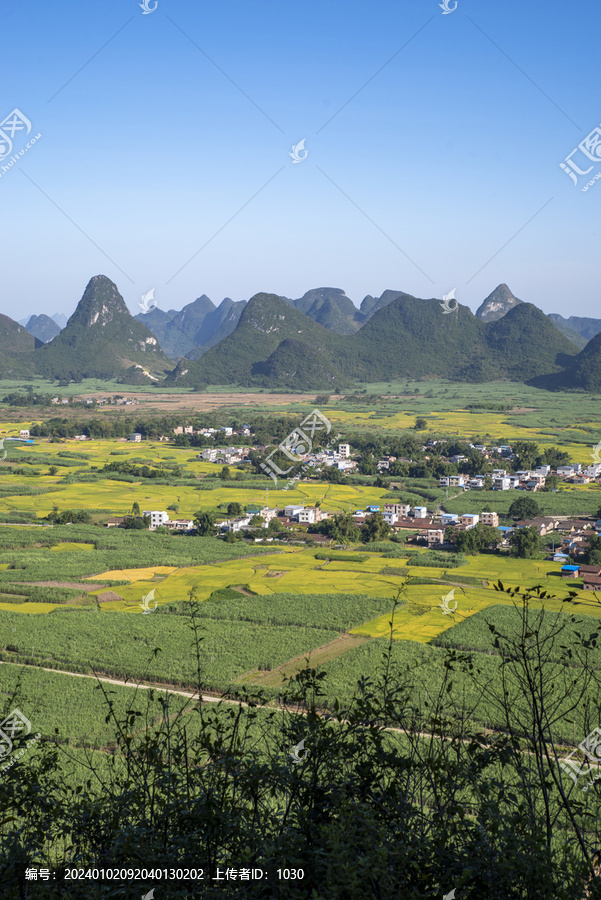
[9,580,108,591]
[96,591,124,603]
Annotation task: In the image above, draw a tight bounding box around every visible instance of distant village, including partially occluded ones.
[89,426,601,590]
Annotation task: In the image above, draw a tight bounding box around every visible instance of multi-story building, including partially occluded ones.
[480,511,499,527]
[384,503,411,517]
[439,475,467,488]
[427,529,445,547]
[413,507,428,519]
[298,507,322,524]
[143,510,169,530]
[338,443,351,459]
[460,514,479,529]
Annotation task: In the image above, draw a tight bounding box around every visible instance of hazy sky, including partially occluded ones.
[1,0,599,320]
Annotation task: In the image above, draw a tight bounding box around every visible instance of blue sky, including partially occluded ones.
[1,0,599,320]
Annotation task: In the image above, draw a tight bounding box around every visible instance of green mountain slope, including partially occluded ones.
[0,314,39,377]
[166,293,340,385]
[483,303,578,379]
[186,298,247,357]
[292,288,359,334]
[35,275,173,380]
[533,331,601,392]
[252,338,346,389]
[168,288,581,390]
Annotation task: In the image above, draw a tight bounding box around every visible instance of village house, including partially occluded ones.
[440,513,459,527]
[427,528,445,547]
[391,516,435,532]
[579,565,601,590]
[228,516,253,532]
[516,516,559,536]
[480,511,499,527]
[284,505,305,520]
[384,503,412,518]
[143,510,169,530]
[439,475,467,488]
[166,518,194,532]
[298,507,323,524]
[460,514,479,529]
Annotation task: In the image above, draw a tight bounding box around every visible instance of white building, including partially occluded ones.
[535,465,551,476]
[258,507,278,523]
[129,433,142,442]
[557,466,576,477]
[143,510,169,529]
[167,519,194,531]
[413,506,428,519]
[338,443,351,459]
[298,507,321,524]
[20,429,30,439]
[441,513,459,527]
[227,516,252,532]
[284,505,304,518]
[493,476,511,491]
[200,448,219,461]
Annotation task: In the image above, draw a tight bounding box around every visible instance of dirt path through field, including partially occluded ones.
[239,633,371,687]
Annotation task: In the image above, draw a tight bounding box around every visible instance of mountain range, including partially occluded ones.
[4,274,601,391]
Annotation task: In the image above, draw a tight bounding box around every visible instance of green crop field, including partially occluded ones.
[2,385,601,753]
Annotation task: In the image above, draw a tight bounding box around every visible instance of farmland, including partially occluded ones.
[2,384,601,789]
